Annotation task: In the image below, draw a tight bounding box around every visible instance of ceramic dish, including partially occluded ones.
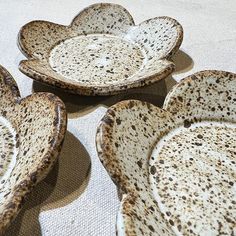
[96,70,236,235]
[0,65,66,234]
[18,3,183,96]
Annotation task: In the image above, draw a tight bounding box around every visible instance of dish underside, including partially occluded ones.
[149,120,235,235]
[49,34,147,85]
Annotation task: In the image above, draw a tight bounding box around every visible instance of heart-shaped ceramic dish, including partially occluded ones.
[96,70,236,235]
[18,3,183,96]
[0,65,67,234]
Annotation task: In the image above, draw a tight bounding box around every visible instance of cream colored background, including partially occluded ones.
[0,0,235,235]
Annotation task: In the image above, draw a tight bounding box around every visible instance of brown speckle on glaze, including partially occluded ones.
[18,3,183,96]
[0,65,67,234]
[96,70,236,236]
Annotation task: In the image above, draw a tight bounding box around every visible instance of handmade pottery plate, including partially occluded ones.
[18,3,183,96]
[96,70,236,235]
[0,66,66,233]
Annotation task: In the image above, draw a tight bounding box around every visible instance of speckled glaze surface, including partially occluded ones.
[0,65,67,234]
[96,70,236,236]
[18,3,183,96]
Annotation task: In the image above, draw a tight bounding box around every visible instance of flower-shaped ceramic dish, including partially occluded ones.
[96,70,236,235]
[18,3,183,96]
[0,65,66,234]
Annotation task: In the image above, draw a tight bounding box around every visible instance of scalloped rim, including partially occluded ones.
[0,65,67,234]
[18,3,183,96]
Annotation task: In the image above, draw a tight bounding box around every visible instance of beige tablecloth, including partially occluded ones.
[0,0,236,235]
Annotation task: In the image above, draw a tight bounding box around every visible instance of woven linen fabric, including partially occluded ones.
[0,0,236,235]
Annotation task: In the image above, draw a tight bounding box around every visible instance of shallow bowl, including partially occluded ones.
[96,70,236,235]
[18,3,183,96]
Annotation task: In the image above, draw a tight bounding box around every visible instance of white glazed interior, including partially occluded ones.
[49,34,147,85]
[150,121,236,236]
[0,116,18,193]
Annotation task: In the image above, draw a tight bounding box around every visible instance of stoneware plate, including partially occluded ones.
[0,65,67,234]
[96,70,236,235]
[18,3,183,96]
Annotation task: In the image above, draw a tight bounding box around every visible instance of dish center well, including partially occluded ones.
[0,116,18,186]
[149,121,236,236]
[49,34,146,85]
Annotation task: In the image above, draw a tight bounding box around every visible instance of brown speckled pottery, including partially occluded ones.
[96,70,236,235]
[18,3,183,96]
[0,65,67,234]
